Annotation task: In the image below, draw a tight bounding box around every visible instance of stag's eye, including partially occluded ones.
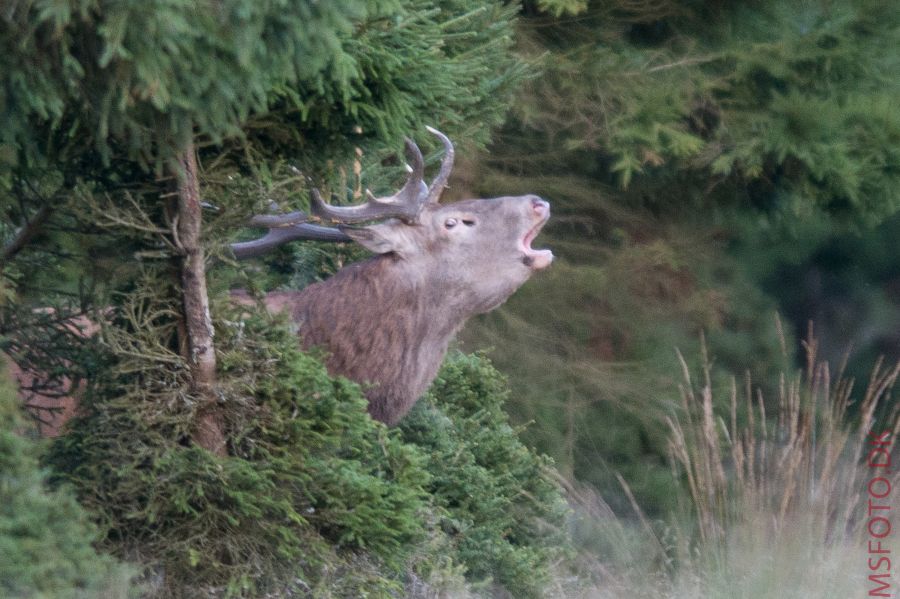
[462,218,476,227]
[444,218,458,229]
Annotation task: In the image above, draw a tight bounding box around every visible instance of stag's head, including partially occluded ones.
[318,129,551,313]
[232,128,552,312]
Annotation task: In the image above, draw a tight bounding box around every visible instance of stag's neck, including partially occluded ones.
[266,254,468,425]
[293,255,465,336]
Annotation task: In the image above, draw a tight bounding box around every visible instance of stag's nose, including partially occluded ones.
[530,196,550,218]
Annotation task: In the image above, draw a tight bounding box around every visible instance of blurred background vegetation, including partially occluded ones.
[1,0,898,597]
[459,0,900,516]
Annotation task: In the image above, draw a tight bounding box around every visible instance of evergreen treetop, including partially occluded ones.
[2,0,523,175]
[512,0,900,224]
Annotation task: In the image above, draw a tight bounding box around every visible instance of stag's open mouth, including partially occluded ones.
[520,217,553,270]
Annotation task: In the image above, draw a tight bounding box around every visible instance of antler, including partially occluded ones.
[230,220,352,259]
[230,128,454,260]
[311,138,427,224]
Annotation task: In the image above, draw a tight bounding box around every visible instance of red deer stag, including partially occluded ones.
[233,128,552,425]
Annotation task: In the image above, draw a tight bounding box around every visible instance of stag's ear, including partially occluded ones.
[341,222,418,256]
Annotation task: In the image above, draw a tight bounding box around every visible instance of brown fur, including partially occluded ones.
[266,257,458,424]
[4,312,97,436]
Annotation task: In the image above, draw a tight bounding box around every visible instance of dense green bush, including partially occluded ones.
[44,306,569,597]
[46,308,429,597]
[401,352,570,598]
[0,366,134,598]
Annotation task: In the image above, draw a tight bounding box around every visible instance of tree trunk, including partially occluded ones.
[173,146,226,455]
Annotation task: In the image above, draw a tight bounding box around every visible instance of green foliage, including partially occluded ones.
[0,364,134,598]
[1,0,523,175]
[401,352,570,598]
[223,313,431,565]
[0,2,555,589]
[533,0,588,18]
[733,210,900,386]
[2,0,389,168]
[46,305,429,597]
[43,301,569,597]
[513,0,900,224]
[275,0,526,158]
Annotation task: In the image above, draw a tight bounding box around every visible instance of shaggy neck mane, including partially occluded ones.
[268,254,465,424]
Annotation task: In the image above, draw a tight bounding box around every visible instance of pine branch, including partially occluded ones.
[1,205,52,262]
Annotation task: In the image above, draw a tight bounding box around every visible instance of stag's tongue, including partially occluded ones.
[523,224,553,270]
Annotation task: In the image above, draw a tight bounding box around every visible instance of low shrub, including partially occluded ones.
[45,306,570,597]
[47,309,429,597]
[0,363,134,598]
[401,352,571,599]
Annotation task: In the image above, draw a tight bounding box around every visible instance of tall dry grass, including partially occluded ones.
[554,322,900,598]
[668,323,900,546]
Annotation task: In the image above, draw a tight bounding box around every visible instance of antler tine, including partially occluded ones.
[311,138,428,224]
[424,126,454,205]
